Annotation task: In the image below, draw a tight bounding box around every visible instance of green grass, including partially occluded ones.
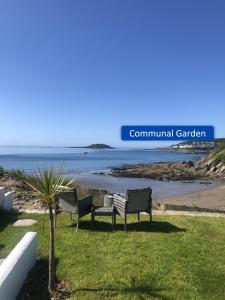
[215,152,225,163]
[1,212,225,299]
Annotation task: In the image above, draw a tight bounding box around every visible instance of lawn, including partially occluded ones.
[1,212,225,300]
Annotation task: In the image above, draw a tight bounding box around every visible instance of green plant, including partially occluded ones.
[6,169,27,181]
[215,152,225,163]
[26,166,76,295]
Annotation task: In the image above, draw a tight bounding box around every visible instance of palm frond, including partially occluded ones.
[26,166,76,205]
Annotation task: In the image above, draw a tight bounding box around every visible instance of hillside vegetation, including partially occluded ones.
[214,141,225,162]
[196,141,225,177]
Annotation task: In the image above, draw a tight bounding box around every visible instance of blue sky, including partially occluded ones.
[0,0,225,147]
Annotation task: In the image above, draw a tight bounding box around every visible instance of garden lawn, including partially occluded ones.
[1,212,225,300]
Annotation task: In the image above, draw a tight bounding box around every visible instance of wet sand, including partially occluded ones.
[75,173,223,201]
[160,184,225,209]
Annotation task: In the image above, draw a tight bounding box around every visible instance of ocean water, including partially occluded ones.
[0,146,204,173]
[0,146,216,199]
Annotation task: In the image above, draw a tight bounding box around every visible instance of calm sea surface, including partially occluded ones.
[0,146,218,199]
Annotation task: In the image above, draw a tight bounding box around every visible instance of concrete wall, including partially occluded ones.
[0,232,37,300]
[162,203,225,214]
[0,187,13,211]
[2,192,14,211]
[0,187,6,209]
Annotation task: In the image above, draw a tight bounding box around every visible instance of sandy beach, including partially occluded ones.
[160,184,225,209]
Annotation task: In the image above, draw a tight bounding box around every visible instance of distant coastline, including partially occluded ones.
[156,138,225,154]
[1,139,225,153]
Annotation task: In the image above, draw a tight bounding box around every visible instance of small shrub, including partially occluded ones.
[6,169,27,181]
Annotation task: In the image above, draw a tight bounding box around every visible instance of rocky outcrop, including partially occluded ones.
[111,161,205,181]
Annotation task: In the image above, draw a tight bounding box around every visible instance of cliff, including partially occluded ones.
[196,142,225,178]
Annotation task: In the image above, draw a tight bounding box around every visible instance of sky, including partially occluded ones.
[0,0,225,148]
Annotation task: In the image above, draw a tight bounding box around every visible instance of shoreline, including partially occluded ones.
[0,172,225,211]
[76,173,224,202]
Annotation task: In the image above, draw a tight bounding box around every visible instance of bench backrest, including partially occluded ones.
[57,190,78,213]
[127,187,152,212]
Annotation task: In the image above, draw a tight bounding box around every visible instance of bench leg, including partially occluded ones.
[138,212,140,221]
[124,214,127,232]
[76,215,79,232]
[113,213,116,225]
[112,214,114,230]
[91,213,94,229]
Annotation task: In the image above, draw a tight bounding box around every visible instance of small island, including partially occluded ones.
[68,143,113,149]
[86,144,113,149]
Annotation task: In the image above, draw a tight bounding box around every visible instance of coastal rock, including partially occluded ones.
[111,161,205,181]
[111,145,225,181]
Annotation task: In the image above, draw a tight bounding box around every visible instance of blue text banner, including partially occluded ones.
[121,126,214,141]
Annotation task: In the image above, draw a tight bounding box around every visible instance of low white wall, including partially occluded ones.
[2,192,14,211]
[0,187,6,209]
[0,187,13,211]
[0,232,37,300]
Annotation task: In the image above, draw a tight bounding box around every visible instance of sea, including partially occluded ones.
[0,146,219,199]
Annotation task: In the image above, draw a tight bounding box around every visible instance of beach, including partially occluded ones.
[160,184,225,209]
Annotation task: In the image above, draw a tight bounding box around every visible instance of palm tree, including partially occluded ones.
[26,166,76,295]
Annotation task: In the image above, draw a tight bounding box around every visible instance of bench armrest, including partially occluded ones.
[77,194,93,212]
[113,194,127,214]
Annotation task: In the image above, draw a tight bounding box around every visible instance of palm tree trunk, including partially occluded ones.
[48,204,55,295]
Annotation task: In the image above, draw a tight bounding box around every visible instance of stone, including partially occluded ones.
[13,219,37,227]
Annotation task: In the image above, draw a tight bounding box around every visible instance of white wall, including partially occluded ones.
[2,192,14,211]
[0,187,6,209]
[0,187,13,211]
[0,232,37,300]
